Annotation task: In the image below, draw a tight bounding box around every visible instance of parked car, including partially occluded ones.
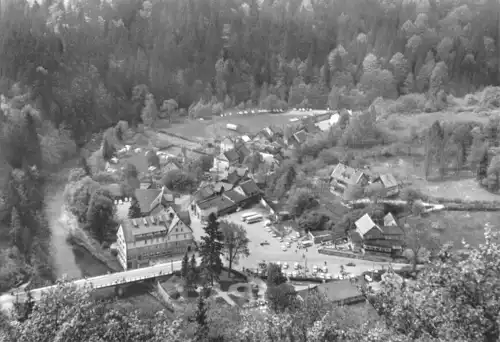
[260,241,270,246]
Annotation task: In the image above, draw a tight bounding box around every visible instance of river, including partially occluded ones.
[44,184,82,280]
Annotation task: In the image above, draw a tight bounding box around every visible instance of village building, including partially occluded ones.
[308,230,333,244]
[163,159,182,173]
[116,212,194,270]
[288,129,308,148]
[191,179,261,222]
[352,213,405,255]
[372,173,399,197]
[220,137,236,153]
[134,186,177,216]
[330,163,369,192]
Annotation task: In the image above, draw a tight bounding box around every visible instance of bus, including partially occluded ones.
[241,212,259,222]
[246,214,264,224]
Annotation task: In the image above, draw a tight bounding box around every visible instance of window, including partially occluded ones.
[184,234,187,239]
[176,228,178,232]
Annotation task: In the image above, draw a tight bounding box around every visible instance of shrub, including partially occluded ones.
[160,169,198,193]
[465,94,479,106]
[480,86,500,108]
[260,94,288,110]
[146,150,160,168]
[92,171,122,184]
[387,93,427,114]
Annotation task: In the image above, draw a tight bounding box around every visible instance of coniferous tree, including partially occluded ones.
[193,287,209,341]
[181,252,189,279]
[199,213,224,286]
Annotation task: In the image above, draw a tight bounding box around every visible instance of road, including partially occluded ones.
[190,208,410,277]
[0,258,201,314]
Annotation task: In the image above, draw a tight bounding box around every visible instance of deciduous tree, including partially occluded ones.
[219,221,250,275]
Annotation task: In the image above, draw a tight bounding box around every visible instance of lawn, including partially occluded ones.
[162,111,309,139]
[218,269,248,291]
[369,156,500,202]
[406,210,499,248]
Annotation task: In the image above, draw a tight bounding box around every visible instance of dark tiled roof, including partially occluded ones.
[192,186,216,202]
[134,188,162,213]
[197,196,236,211]
[224,150,240,163]
[239,179,260,196]
[382,225,404,236]
[224,172,241,185]
[223,189,248,203]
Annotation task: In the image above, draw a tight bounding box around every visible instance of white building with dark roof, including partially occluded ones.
[116,211,194,270]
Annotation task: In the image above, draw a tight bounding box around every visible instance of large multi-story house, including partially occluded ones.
[116,208,194,270]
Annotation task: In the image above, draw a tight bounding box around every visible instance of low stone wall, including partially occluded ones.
[318,248,407,263]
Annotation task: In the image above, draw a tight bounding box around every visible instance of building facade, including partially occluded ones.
[116,212,194,270]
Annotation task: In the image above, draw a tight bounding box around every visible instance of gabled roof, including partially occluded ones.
[383,213,397,227]
[164,159,182,170]
[197,196,236,211]
[331,164,356,182]
[239,179,260,196]
[293,130,307,144]
[225,171,242,185]
[223,187,248,203]
[375,174,399,188]
[331,164,367,185]
[315,119,332,132]
[121,213,191,245]
[192,185,216,202]
[135,188,162,213]
[140,182,152,189]
[241,135,252,142]
[355,214,382,237]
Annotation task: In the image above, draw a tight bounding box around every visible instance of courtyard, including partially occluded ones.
[189,207,410,278]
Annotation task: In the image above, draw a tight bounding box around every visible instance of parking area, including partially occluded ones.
[221,209,407,278]
[187,207,409,278]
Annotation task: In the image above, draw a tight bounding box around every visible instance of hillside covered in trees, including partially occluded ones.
[0,0,499,143]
